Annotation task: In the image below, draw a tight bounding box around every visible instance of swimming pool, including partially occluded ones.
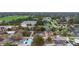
[19,38,33,46]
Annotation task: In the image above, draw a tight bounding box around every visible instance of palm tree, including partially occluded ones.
[44,20,59,31]
[44,19,69,36]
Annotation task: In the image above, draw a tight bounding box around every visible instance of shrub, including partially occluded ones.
[32,35,44,46]
[46,37,52,44]
[3,42,17,46]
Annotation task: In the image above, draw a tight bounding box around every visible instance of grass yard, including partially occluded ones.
[0,16,28,21]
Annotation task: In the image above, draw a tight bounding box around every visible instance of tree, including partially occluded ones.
[68,18,74,25]
[59,24,68,36]
[44,20,59,31]
[3,42,17,46]
[22,31,31,37]
[32,35,44,46]
[3,42,12,46]
[46,37,52,44]
[1,20,6,25]
[44,19,69,36]
[35,20,44,26]
[34,26,45,32]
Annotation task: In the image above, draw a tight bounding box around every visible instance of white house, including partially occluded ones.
[6,31,15,35]
[6,26,13,29]
[42,17,52,21]
[74,38,79,43]
[21,21,37,27]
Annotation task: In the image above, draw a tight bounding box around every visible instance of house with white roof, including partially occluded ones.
[21,21,37,27]
[42,17,52,21]
[6,31,15,35]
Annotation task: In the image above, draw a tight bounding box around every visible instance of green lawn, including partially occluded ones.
[0,16,28,21]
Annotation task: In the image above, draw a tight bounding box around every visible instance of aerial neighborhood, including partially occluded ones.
[0,12,79,46]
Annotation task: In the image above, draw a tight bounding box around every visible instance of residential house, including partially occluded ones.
[0,26,6,31]
[42,17,52,21]
[21,21,37,27]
